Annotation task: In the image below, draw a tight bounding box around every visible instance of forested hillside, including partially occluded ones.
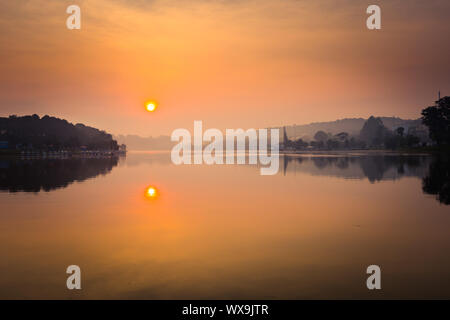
[0,115,118,150]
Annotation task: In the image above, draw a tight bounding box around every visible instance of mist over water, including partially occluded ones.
[0,152,449,299]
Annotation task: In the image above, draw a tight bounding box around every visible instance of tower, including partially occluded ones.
[283,126,288,144]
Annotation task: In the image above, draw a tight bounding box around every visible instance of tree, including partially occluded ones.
[396,127,405,137]
[360,116,389,147]
[314,130,328,142]
[0,115,119,151]
[384,135,400,150]
[405,134,420,147]
[293,138,308,150]
[421,96,450,145]
[326,139,339,150]
[335,132,349,141]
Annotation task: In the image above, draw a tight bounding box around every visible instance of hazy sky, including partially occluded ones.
[1,0,449,136]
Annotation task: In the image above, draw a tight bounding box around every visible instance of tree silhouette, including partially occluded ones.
[314,130,328,142]
[359,116,389,147]
[0,115,119,151]
[396,127,405,137]
[422,155,450,205]
[421,96,450,146]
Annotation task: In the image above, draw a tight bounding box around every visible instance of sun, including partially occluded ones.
[145,186,158,199]
[146,101,157,112]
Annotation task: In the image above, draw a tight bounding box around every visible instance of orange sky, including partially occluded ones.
[1,0,449,136]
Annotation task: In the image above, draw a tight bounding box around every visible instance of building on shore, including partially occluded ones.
[119,144,127,154]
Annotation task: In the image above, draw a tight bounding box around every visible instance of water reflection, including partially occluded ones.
[422,155,450,205]
[282,153,450,205]
[282,154,431,182]
[0,156,121,193]
[1,151,450,299]
[1,152,449,206]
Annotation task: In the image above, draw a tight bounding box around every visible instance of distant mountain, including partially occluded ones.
[115,117,424,150]
[278,117,422,141]
[114,134,172,150]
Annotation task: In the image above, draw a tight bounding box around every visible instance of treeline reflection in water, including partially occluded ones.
[0,156,122,193]
[0,152,449,205]
[282,154,449,205]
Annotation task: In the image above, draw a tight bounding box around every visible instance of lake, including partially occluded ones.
[0,151,449,299]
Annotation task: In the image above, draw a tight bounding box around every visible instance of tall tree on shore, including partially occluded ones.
[396,127,405,137]
[421,96,450,146]
[359,116,389,147]
[314,130,328,142]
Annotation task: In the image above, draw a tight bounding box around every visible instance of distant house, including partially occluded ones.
[119,144,127,152]
[0,141,9,149]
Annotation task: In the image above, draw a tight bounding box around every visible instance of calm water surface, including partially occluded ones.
[0,152,449,299]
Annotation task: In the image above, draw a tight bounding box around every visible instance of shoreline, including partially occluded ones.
[0,150,126,159]
[279,149,435,156]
